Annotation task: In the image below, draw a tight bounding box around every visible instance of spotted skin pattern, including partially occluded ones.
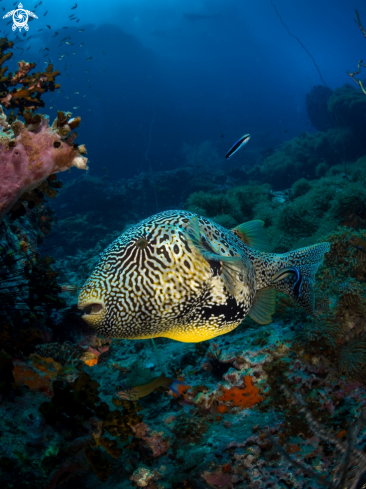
[78,210,330,342]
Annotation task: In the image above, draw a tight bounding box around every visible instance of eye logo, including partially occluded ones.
[3,3,38,32]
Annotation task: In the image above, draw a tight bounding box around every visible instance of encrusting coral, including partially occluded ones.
[217,375,263,411]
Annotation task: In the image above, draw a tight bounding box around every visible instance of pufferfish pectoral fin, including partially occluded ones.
[232,220,271,251]
[248,287,276,324]
[220,256,250,299]
[185,216,247,299]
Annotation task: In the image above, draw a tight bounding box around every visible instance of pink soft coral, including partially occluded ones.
[0,105,87,222]
[202,470,233,489]
[131,423,170,458]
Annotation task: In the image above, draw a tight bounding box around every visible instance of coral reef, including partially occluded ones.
[290,178,312,199]
[185,184,272,228]
[327,84,366,141]
[2,222,366,487]
[305,85,335,131]
[37,369,146,483]
[0,37,60,118]
[260,128,351,189]
[0,106,88,222]
[0,36,88,221]
[2,42,366,486]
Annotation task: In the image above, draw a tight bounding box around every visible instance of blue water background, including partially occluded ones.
[2,0,365,179]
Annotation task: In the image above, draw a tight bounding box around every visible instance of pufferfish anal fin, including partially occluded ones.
[185,216,248,299]
[248,287,276,324]
[231,220,271,251]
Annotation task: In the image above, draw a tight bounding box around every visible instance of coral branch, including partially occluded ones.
[0,37,60,117]
[348,11,366,93]
[347,60,366,94]
[355,10,366,39]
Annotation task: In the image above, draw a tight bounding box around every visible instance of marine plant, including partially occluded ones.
[315,161,329,178]
[297,316,343,350]
[347,10,366,94]
[290,178,312,199]
[337,339,366,382]
[268,386,366,489]
[331,182,366,228]
[276,198,318,239]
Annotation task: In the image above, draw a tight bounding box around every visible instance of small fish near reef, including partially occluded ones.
[117,373,189,401]
[225,133,250,159]
[78,211,330,342]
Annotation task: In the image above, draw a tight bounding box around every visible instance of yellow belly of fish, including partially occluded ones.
[129,319,242,343]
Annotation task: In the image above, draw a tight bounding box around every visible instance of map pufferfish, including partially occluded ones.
[78,210,330,343]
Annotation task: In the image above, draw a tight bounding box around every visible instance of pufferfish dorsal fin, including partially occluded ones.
[231,220,271,251]
[185,216,249,299]
[248,287,276,324]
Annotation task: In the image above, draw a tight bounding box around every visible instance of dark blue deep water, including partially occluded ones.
[1,1,366,488]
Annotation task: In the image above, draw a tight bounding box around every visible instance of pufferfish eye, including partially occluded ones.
[135,238,149,249]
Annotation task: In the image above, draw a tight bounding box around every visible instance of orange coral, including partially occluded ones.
[12,355,61,397]
[85,358,98,367]
[13,363,52,396]
[218,376,263,409]
[286,443,300,454]
[80,351,98,367]
[18,240,28,254]
[30,353,61,378]
[336,429,347,438]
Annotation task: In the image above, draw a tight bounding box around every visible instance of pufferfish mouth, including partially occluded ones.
[78,301,105,317]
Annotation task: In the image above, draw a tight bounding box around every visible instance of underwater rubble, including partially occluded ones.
[2,290,366,488]
[2,146,366,487]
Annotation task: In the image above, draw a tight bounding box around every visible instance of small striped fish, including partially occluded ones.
[78,211,330,343]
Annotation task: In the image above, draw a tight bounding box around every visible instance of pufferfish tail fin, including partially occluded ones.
[271,242,330,316]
